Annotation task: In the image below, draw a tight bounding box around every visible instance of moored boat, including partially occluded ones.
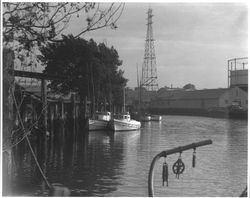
[132,112,151,122]
[139,114,151,122]
[109,112,141,131]
[88,111,111,131]
[150,115,162,121]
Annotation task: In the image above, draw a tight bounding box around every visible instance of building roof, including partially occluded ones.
[125,88,157,104]
[155,88,230,100]
[18,84,78,102]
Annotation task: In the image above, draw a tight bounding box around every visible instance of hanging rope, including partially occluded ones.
[162,156,168,187]
[11,90,52,189]
[192,147,196,168]
[148,140,213,197]
[4,69,80,191]
[3,100,49,152]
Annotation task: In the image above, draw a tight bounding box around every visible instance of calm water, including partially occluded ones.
[13,115,247,197]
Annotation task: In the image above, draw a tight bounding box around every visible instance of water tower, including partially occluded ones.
[228,57,248,91]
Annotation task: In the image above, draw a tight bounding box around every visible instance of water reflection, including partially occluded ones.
[12,116,247,197]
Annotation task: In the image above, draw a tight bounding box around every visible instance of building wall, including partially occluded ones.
[203,98,219,109]
[218,91,230,108]
[151,98,219,109]
[219,87,248,110]
[151,87,248,111]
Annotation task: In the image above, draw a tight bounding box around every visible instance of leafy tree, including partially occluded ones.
[183,83,196,90]
[40,35,127,107]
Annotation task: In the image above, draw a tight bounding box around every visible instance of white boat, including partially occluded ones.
[88,111,111,131]
[109,112,141,131]
[150,115,162,121]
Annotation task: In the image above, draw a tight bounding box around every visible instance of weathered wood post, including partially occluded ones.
[61,100,65,120]
[3,48,15,195]
[41,79,48,130]
[50,103,55,122]
[77,99,79,118]
[55,103,59,120]
[41,79,48,190]
[72,93,76,119]
[84,96,88,119]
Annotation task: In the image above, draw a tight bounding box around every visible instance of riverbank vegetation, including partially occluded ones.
[40,35,127,108]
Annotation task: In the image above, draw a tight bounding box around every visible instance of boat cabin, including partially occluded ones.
[115,112,131,121]
[95,111,111,121]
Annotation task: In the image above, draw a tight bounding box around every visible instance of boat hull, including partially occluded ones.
[150,115,162,121]
[88,119,109,131]
[109,119,141,131]
[140,115,151,122]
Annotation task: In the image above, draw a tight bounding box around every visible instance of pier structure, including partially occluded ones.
[12,70,84,123]
[3,51,89,195]
[141,8,159,91]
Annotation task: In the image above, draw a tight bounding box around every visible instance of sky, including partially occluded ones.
[66,3,248,89]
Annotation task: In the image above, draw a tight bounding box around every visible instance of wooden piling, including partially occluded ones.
[50,104,55,121]
[41,79,48,130]
[61,101,65,120]
[55,103,59,120]
[84,96,87,119]
[41,79,48,190]
[3,48,15,196]
[72,93,76,119]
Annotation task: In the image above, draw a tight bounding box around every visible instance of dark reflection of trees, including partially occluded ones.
[69,130,125,196]
[12,118,128,196]
[12,127,46,195]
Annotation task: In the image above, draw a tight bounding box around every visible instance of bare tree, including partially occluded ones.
[3,2,125,69]
[3,2,125,44]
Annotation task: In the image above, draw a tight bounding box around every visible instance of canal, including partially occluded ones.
[12,115,247,196]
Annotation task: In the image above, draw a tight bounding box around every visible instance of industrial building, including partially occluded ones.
[149,57,248,118]
[149,87,247,112]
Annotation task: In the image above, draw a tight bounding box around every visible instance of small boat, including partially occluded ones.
[131,112,151,122]
[109,112,141,131]
[88,111,111,131]
[150,115,162,121]
[139,114,151,122]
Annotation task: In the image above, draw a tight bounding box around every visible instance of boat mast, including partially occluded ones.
[90,63,95,117]
[137,64,141,112]
[123,87,125,113]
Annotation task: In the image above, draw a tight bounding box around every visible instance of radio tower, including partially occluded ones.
[141,8,159,91]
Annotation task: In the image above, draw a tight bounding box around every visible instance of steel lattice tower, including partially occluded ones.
[141,8,158,91]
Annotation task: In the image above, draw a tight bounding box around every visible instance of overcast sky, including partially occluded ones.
[66,3,248,89]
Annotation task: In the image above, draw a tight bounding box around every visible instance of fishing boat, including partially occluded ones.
[109,112,141,131]
[109,87,141,131]
[88,111,111,131]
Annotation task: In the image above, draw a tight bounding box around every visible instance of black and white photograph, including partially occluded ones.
[1,1,248,197]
